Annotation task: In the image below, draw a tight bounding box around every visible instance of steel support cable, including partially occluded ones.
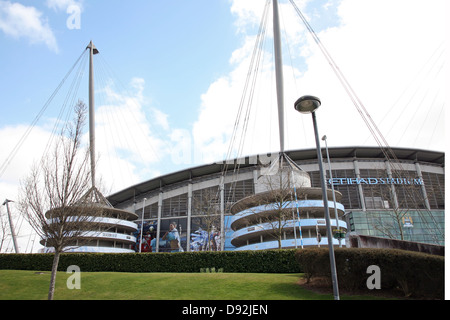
[292,185,304,248]
[379,42,445,139]
[388,57,445,178]
[236,3,270,162]
[428,102,444,146]
[0,49,87,179]
[96,54,162,164]
[279,3,301,150]
[402,73,442,146]
[237,2,270,160]
[395,51,445,145]
[289,0,434,173]
[290,0,413,175]
[230,0,269,164]
[224,17,270,205]
[289,0,391,156]
[223,0,271,170]
[94,57,129,187]
[99,59,137,187]
[42,51,89,160]
[289,0,443,241]
[223,0,271,205]
[382,54,444,236]
[95,57,133,165]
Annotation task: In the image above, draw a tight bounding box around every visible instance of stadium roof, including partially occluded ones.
[107,146,444,206]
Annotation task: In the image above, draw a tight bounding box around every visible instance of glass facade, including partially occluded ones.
[348,210,445,245]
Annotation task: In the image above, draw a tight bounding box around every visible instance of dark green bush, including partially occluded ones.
[0,249,301,274]
[295,248,444,299]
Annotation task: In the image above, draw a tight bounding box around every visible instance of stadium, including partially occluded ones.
[103,146,444,253]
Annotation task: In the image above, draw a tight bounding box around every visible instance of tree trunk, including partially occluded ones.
[277,219,283,249]
[48,250,61,300]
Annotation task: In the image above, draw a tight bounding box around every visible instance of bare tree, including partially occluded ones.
[364,169,425,242]
[19,101,106,300]
[252,168,302,249]
[236,155,312,250]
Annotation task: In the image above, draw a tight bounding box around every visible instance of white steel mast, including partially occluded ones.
[2,199,19,253]
[86,41,99,189]
[273,0,285,154]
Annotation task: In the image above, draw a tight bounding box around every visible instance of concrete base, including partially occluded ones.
[347,233,444,256]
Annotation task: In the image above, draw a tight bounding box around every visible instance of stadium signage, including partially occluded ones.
[329,177,423,186]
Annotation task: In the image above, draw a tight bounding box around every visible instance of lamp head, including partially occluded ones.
[294,95,321,114]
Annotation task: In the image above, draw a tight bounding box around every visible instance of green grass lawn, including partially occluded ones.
[0,270,386,300]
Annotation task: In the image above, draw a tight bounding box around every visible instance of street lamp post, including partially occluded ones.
[139,198,147,253]
[294,95,340,300]
[322,135,342,247]
[3,199,19,253]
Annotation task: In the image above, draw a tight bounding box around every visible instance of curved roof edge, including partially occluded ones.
[107,146,445,206]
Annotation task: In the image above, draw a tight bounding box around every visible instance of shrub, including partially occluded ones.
[295,248,444,299]
[0,249,301,274]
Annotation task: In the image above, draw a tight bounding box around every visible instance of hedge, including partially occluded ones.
[0,249,301,274]
[295,248,444,299]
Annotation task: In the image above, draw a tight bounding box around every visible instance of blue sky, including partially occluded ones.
[0,1,236,125]
[0,0,447,252]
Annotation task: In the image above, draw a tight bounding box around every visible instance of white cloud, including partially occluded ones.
[0,125,54,185]
[151,108,170,131]
[0,1,58,52]
[0,124,56,253]
[230,0,265,33]
[291,0,446,150]
[94,77,170,192]
[46,0,83,12]
[192,0,446,165]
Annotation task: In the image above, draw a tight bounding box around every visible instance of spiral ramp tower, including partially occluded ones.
[230,153,347,250]
[41,187,138,253]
